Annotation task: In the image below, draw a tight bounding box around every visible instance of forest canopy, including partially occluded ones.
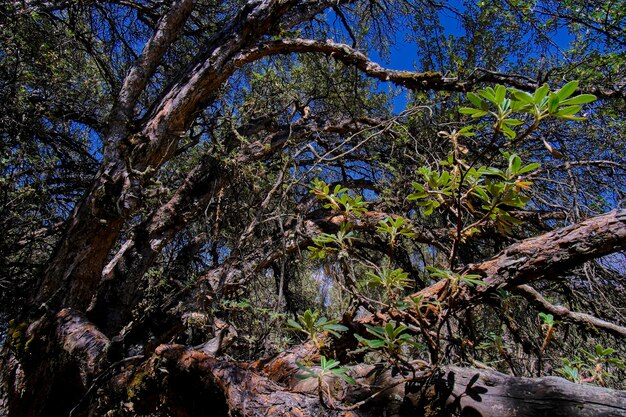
[0,1,625,416]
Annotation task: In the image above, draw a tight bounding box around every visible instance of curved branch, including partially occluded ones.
[466,209,626,298]
[514,284,626,338]
[112,0,194,121]
[412,210,626,305]
[238,38,625,100]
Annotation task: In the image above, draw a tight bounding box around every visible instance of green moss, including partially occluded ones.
[420,71,443,78]
[126,369,151,400]
[7,320,31,355]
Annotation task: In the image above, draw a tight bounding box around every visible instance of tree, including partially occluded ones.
[0,1,625,416]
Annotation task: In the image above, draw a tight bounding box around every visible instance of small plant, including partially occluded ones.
[376,216,417,247]
[287,309,348,348]
[296,355,356,384]
[408,167,453,216]
[296,356,356,407]
[310,179,367,217]
[354,322,421,358]
[408,152,539,236]
[426,266,486,288]
[558,344,626,386]
[409,294,442,320]
[539,312,558,352]
[365,267,412,301]
[558,365,581,383]
[308,222,357,259]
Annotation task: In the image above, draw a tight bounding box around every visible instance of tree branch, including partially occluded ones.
[239,38,625,99]
[113,0,194,121]
[514,284,626,338]
[466,209,626,298]
[412,210,626,305]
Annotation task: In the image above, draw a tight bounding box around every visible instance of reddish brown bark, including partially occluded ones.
[412,209,626,306]
[514,284,626,338]
[2,3,349,416]
[122,343,626,417]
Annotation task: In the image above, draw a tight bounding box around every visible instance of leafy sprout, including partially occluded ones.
[426,266,486,288]
[365,267,412,300]
[460,82,596,140]
[354,322,421,357]
[287,309,348,348]
[376,216,417,247]
[310,179,368,217]
[296,356,356,385]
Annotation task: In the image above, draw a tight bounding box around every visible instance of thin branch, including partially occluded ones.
[515,284,626,338]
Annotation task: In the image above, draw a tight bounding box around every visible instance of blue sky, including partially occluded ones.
[328,1,575,113]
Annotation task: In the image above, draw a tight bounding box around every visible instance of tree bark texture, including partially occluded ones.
[413,209,626,304]
[107,342,626,417]
[2,1,626,416]
[2,210,625,416]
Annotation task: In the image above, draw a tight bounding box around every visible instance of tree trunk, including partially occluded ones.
[438,366,626,417]
[120,343,626,417]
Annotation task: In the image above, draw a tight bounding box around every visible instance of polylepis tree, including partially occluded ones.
[0,1,625,416]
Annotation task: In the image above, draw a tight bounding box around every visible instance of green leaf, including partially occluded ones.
[509,154,521,174]
[503,118,524,126]
[548,94,560,113]
[459,107,487,117]
[560,94,597,105]
[335,373,356,385]
[555,81,578,100]
[458,126,476,136]
[596,344,604,357]
[495,85,506,103]
[287,319,303,330]
[534,84,550,104]
[471,110,488,118]
[559,115,587,121]
[411,182,424,192]
[325,324,349,332]
[501,124,516,139]
[438,171,450,185]
[466,92,483,107]
[511,89,534,104]
[517,162,540,174]
[461,276,487,286]
[479,89,497,103]
[555,105,582,116]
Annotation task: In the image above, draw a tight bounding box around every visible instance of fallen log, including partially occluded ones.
[144,344,626,417]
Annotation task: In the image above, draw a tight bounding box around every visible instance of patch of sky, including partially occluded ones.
[313,267,333,307]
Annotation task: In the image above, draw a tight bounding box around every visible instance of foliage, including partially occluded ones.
[558,344,626,386]
[354,322,421,358]
[308,222,358,260]
[426,267,486,288]
[287,309,348,348]
[296,355,356,385]
[365,268,412,300]
[310,179,368,218]
[376,216,417,247]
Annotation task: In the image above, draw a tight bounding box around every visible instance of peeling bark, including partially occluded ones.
[125,344,626,417]
[413,210,626,306]
[438,366,626,417]
[56,308,110,386]
[470,210,625,292]
[514,284,626,338]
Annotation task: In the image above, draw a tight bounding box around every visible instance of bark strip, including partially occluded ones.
[514,284,626,338]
